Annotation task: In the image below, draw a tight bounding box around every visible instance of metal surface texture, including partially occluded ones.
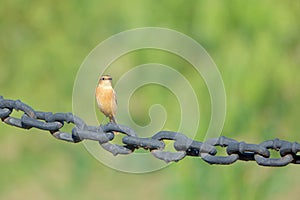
[1,96,300,166]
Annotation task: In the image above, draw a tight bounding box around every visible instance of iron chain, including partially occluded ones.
[1,96,300,166]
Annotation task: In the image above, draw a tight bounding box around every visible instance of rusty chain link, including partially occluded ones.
[1,96,300,166]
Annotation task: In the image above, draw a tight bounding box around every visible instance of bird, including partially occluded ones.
[95,75,117,124]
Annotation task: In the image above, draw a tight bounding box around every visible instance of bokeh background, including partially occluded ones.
[1,0,300,199]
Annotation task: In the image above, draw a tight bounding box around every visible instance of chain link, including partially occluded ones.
[1,96,300,166]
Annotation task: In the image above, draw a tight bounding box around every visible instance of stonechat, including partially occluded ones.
[95,75,117,123]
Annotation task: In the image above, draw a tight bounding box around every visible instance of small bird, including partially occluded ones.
[95,75,117,124]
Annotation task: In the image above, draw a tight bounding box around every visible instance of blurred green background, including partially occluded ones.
[1,0,300,199]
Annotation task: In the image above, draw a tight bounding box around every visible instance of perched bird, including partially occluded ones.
[95,75,117,123]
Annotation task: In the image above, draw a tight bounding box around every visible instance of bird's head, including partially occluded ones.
[98,75,113,87]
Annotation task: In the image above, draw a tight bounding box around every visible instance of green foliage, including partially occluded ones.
[1,0,300,199]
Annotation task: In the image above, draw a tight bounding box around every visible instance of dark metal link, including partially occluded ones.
[122,136,165,150]
[227,141,270,161]
[35,111,87,130]
[52,131,77,142]
[2,116,24,128]
[101,123,137,136]
[98,123,137,156]
[278,141,300,164]
[200,136,239,165]
[0,97,36,129]
[150,131,189,162]
[1,96,300,167]
[0,108,12,119]
[21,114,63,131]
[0,98,35,118]
[254,139,295,166]
[174,137,217,156]
[73,128,114,143]
[279,140,300,156]
[151,150,186,163]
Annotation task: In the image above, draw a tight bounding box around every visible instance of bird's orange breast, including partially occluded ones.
[95,86,117,117]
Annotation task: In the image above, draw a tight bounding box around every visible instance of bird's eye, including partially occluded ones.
[100,77,105,80]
